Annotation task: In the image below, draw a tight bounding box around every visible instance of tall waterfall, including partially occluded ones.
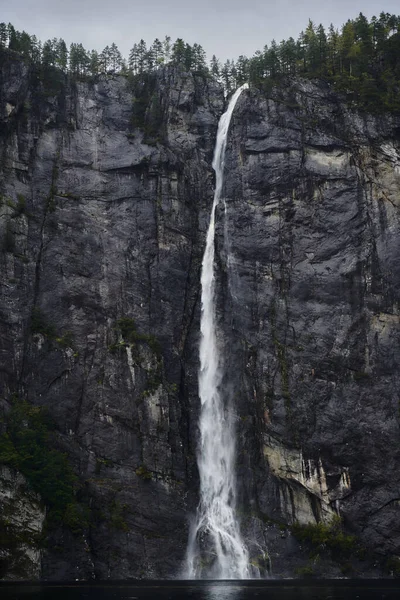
[186,84,249,579]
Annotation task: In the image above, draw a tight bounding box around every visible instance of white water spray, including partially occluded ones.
[186,84,249,579]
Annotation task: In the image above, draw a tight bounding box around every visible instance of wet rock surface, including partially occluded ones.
[0,466,45,579]
[0,55,400,579]
[220,80,400,568]
[0,53,223,579]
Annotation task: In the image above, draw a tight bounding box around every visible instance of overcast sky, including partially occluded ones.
[2,1,400,63]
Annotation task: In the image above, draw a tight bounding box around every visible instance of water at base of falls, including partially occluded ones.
[186,84,250,580]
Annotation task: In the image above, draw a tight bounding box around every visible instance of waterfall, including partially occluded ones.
[186,84,249,580]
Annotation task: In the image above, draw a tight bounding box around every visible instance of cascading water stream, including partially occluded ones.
[186,84,249,580]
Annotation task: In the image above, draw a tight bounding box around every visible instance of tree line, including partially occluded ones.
[1,13,400,111]
[0,23,208,76]
[222,12,400,111]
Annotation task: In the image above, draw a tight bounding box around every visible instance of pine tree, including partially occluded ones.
[375,14,391,72]
[7,24,19,51]
[297,31,307,71]
[69,43,89,75]
[247,50,262,85]
[171,38,186,65]
[265,40,280,77]
[99,45,112,72]
[192,43,207,74]
[385,25,400,76]
[236,55,249,83]
[69,43,79,73]
[230,61,238,87]
[89,50,100,76]
[0,23,7,48]
[278,40,293,74]
[79,43,90,74]
[316,24,328,75]
[151,38,164,65]
[285,37,297,74]
[183,43,193,70]
[145,47,155,72]
[19,31,32,58]
[221,60,232,91]
[340,20,356,75]
[42,39,56,67]
[128,44,139,74]
[210,54,221,78]
[109,43,123,71]
[327,24,340,75]
[304,20,320,74]
[30,35,41,63]
[163,36,171,63]
[56,39,68,71]
[119,59,128,75]
[137,39,147,73]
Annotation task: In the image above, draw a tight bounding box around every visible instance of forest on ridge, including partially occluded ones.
[1,12,400,111]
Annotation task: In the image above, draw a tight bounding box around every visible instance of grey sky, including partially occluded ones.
[3,0,400,63]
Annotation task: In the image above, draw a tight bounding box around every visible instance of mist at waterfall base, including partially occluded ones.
[185,84,254,580]
[2,582,400,600]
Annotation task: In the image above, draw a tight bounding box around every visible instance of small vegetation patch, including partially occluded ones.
[135,465,152,480]
[109,317,162,359]
[95,457,113,475]
[109,317,164,396]
[57,192,80,200]
[250,552,271,573]
[6,194,27,218]
[0,399,88,532]
[30,307,75,350]
[294,564,315,578]
[55,331,75,348]
[292,516,359,561]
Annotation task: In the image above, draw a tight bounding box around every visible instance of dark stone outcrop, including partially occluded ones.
[1,52,400,579]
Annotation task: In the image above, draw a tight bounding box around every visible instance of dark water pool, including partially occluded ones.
[1,581,399,600]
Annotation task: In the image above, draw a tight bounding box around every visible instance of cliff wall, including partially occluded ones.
[222,81,400,575]
[0,52,400,579]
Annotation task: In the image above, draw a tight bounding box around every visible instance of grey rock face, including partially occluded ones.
[1,54,400,579]
[0,466,45,579]
[0,53,223,579]
[218,79,400,566]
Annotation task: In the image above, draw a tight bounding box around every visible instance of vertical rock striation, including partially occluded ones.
[219,79,400,570]
[1,53,400,578]
[0,52,223,579]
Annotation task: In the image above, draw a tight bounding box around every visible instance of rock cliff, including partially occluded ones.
[0,51,400,579]
[220,80,400,576]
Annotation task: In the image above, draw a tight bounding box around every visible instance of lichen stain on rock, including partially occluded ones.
[263,434,351,525]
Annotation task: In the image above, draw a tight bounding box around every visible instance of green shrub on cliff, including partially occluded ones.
[292,516,358,559]
[109,317,162,358]
[0,399,86,530]
[30,308,76,351]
